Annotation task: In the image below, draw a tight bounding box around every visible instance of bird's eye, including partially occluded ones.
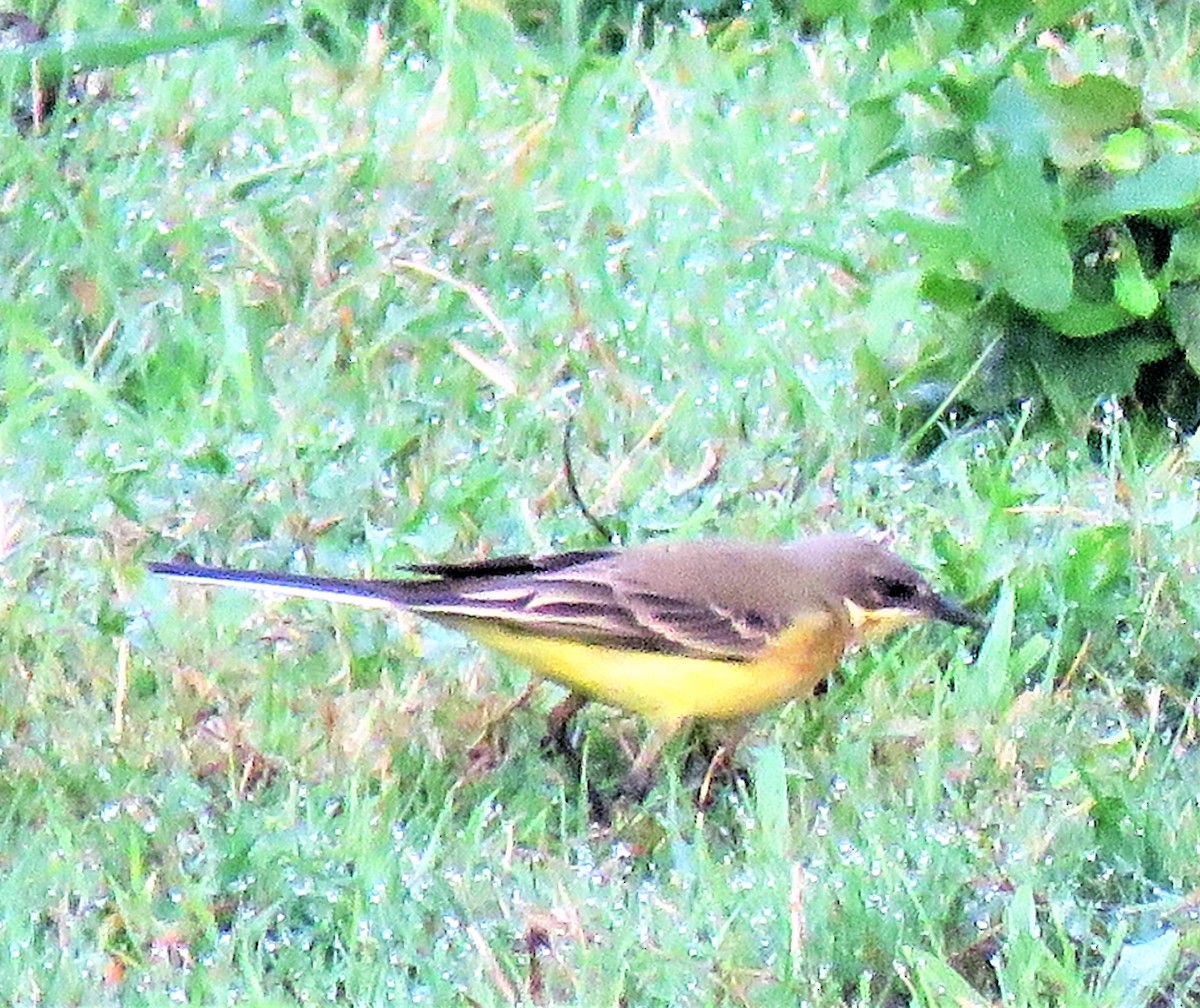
[875,577,918,603]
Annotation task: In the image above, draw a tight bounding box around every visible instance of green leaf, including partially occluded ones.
[983,77,1050,158]
[847,96,903,178]
[954,80,1073,312]
[1071,153,1200,224]
[938,73,997,125]
[1156,106,1200,134]
[1029,0,1093,31]
[1112,251,1160,317]
[925,7,966,52]
[865,271,924,357]
[991,314,1174,422]
[1035,330,1173,422]
[910,127,978,164]
[1102,128,1151,172]
[1166,283,1200,375]
[1049,74,1142,138]
[1039,299,1134,338]
[875,210,977,267]
[920,272,981,312]
[961,159,1072,311]
[1165,224,1200,282]
[875,210,983,310]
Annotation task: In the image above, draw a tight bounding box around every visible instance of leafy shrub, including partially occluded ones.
[860,4,1200,428]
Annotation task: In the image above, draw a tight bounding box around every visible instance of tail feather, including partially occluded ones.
[408,549,613,578]
[146,561,434,611]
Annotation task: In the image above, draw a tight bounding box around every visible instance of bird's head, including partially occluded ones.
[793,534,984,641]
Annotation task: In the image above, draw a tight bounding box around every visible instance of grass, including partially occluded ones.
[2,0,1200,1004]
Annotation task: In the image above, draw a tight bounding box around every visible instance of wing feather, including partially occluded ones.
[408,564,788,661]
[151,542,824,662]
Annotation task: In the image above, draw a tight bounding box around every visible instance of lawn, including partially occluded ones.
[2,1,1199,1004]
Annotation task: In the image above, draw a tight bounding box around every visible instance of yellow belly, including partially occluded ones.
[458,611,849,723]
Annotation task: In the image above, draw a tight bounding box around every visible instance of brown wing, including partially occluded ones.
[398,551,797,661]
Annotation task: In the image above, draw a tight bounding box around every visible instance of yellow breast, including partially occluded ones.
[462,610,850,723]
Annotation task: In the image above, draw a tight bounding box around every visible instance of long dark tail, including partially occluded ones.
[147,549,617,613]
[147,561,432,611]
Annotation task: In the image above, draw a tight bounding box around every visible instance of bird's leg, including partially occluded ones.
[696,722,750,809]
[541,692,610,822]
[619,717,689,802]
[541,691,589,765]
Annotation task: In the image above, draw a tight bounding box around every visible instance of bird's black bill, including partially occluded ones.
[930,594,988,630]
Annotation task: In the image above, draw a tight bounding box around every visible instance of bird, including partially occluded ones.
[148,534,982,807]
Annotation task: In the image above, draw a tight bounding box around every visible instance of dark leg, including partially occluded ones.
[695,723,750,809]
[617,717,688,802]
[542,692,588,766]
[541,693,611,822]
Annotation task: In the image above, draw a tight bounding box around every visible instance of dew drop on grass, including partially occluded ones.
[836,839,865,867]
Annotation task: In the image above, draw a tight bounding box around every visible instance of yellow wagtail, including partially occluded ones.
[149,534,981,800]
